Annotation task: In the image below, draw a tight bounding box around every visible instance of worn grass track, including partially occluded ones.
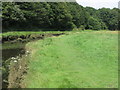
[22,31,118,88]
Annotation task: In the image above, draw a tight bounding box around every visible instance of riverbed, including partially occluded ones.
[2,42,26,88]
[2,32,65,88]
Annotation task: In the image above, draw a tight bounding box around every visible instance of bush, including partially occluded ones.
[79,25,85,30]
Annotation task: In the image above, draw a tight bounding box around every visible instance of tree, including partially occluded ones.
[48,2,76,30]
[87,17,101,30]
[67,2,88,28]
[2,2,25,30]
[2,2,119,31]
[98,8,118,30]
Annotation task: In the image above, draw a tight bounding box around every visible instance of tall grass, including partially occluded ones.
[22,31,118,88]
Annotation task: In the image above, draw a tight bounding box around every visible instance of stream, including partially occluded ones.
[2,42,26,88]
[1,33,65,88]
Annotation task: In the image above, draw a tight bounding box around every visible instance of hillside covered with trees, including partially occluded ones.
[2,2,120,32]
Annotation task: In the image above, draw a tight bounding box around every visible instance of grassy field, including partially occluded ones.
[22,31,118,88]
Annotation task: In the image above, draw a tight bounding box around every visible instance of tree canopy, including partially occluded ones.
[2,2,120,32]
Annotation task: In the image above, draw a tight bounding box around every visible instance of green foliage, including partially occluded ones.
[2,2,25,21]
[79,25,85,30]
[2,2,119,31]
[87,17,101,30]
[85,7,98,17]
[98,8,119,30]
[48,3,76,30]
[2,2,25,29]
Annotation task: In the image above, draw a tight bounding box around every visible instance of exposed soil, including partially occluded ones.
[2,33,65,44]
[8,51,29,88]
[2,33,65,89]
[2,48,25,88]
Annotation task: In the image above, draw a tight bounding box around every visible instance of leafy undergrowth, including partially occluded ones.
[22,31,118,88]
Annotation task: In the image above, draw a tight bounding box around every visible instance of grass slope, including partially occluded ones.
[22,31,118,88]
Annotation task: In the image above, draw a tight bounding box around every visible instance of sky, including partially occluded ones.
[76,0,119,9]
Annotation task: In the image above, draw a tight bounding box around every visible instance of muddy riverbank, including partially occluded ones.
[2,33,64,44]
[2,42,26,88]
[2,32,65,88]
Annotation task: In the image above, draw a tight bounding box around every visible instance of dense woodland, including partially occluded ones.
[2,2,120,32]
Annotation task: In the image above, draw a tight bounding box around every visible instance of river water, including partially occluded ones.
[2,42,26,88]
[1,33,64,88]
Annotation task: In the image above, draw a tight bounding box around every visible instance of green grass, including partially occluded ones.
[22,31,118,88]
[1,31,66,37]
[1,29,110,37]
